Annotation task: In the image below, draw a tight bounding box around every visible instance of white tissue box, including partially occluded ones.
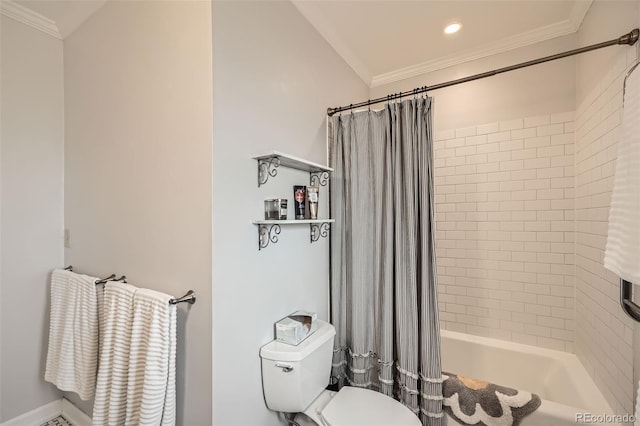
[275,311,318,345]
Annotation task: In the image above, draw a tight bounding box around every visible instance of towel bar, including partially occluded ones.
[169,290,196,305]
[62,266,196,306]
[620,279,640,322]
[95,274,116,285]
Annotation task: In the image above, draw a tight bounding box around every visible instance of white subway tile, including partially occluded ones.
[456,145,476,156]
[466,154,488,165]
[477,142,501,154]
[551,133,574,145]
[465,134,487,145]
[524,136,551,149]
[488,131,511,143]
[436,111,581,364]
[499,139,524,151]
[524,158,551,169]
[537,123,565,136]
[511,169,537,180]
[445,138,466,148]
[500,160,524,171]
[512,148,538,160]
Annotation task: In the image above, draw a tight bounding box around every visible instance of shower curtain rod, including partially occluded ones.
[327,28,639,117]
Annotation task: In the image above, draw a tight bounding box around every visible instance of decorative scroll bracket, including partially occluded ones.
[258,223,281,250]
[310,222,331,243]
[310,171,330,187]
[258,157,281,187]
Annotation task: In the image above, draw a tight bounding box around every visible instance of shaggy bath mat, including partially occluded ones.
[442,372,541,426]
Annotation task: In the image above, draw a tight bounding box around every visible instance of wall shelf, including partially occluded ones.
[252,151,333,187]
[252,219,334,250]
[253,151,333,250]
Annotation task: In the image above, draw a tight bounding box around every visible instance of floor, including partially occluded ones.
[40,415,73,426]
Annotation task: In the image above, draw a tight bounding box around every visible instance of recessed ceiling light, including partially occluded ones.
[444,22,462,35]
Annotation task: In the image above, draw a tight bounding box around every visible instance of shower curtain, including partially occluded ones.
[330,97,443,425]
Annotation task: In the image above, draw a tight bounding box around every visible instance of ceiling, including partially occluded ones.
[3,0,592,86]
[292,0,592,87]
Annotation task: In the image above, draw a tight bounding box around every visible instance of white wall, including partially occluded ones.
[211,1,368,425]
[369,35,577,132]
[573,0,640,415]
[0,16,65,421]
[63,2,213,424]
[434,112,576,351]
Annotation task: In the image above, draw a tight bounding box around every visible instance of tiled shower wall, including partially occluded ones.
[574,47,636,414]
[433,114,576,351]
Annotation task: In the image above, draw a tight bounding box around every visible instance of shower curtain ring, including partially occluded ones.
[350,104,353,114]
[368,101,371,112]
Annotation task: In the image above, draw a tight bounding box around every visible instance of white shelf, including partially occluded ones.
[253,151,333,249]
[252,151,333,173]
[252,219,335,225]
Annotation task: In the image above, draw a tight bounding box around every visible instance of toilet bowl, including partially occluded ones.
[259,320,421,426]
[297,387,421,426]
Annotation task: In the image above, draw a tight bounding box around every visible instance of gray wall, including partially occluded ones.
[211,1,368,424]
[0,16,65,421]
[63,2,213,424]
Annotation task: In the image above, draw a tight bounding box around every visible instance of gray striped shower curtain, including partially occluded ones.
[330,98,443,425]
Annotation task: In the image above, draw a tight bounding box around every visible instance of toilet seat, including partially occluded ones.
[320,387,421,426]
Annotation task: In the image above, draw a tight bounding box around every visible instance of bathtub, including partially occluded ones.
[441,330,619,426]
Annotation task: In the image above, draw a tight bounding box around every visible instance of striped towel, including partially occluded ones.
[93,283,177,426]
[45,269,99,400]
[93,282,136,425]
[605,65,640,283]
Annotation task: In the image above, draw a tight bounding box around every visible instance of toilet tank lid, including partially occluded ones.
[260,320,336,362]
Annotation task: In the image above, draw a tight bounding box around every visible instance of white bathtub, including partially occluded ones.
[441,330,619,426]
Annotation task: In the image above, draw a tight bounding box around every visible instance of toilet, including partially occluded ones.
[260,320,421,426]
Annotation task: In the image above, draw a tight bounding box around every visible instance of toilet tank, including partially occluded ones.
[260,320,336,413]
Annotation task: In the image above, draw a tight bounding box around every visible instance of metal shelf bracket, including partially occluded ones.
[310,171,330,187]
[258,223,281,250]
[258,157,281,187]
[310,222,331,243]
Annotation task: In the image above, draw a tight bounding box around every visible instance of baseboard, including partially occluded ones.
[1,398,91,426]
[60,398,92,426]
[1,399,62,426]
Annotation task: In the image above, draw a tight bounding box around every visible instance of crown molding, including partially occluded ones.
[371,15,589,88]
[1,0,61,39]
[294,0,593,88]
[368,0,593,88]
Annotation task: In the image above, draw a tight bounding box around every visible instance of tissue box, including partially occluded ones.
[275,311,318,345]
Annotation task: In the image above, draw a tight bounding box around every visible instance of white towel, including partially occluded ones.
[44,269,99,400]
[604,66,640,284]
[93,282,136,425]
[93,283,176,426]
